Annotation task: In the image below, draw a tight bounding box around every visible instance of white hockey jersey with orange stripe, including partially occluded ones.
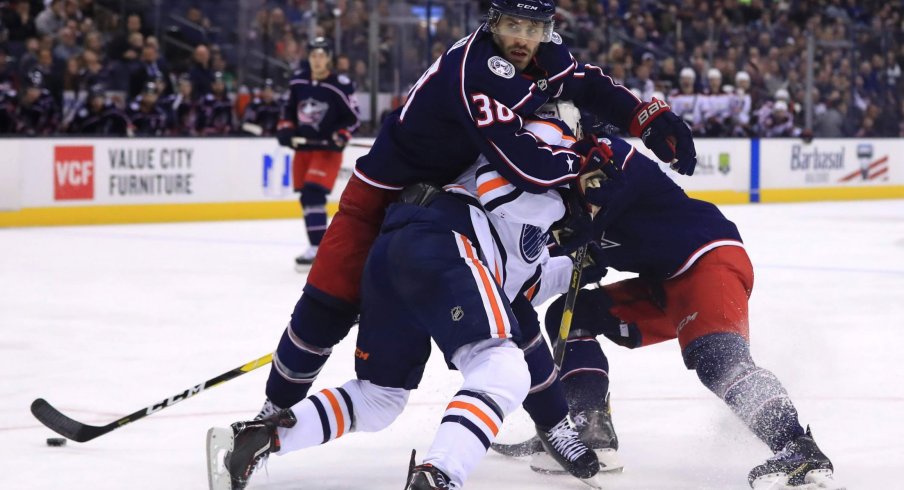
[445,118,576,306]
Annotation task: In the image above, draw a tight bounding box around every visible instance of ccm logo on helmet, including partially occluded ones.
[517,3,539,9]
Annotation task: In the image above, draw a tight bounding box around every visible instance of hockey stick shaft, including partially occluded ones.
[30,353,272,443]
[552,245,588,369]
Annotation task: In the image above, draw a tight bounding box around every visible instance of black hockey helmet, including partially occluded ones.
[486,0,556,43]
[307,36,333,57]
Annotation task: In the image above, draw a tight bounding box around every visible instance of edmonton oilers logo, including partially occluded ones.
[520,225,545,263]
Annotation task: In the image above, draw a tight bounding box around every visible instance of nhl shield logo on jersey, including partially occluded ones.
[297,97,330,130]
[451,306,464,322]
[488,56,516,79]
[537,79,548,91]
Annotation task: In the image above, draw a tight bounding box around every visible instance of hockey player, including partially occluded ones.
[276,37,360,269]
[516,135,841,489]
[240,78,281,136]
[162,74,199,136]
[16,70,59,135]
[208,110,613,490]
[197,71,235,135]
[127,82,168,136]
[255,0,697,475]
[67,85,130,136]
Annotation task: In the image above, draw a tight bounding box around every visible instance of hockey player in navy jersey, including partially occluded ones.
[240,78,281,136]
[247,0,698,475]
[207,110,612,490]
[197,71,235,135]
[276,37,360,269]
[495,135,840,489]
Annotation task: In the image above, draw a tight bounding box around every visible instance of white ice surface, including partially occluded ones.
[2,199,903,489]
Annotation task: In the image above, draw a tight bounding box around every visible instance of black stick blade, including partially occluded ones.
[30,398,108,443]
[490,435,542,458]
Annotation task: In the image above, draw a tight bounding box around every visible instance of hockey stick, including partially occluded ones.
[290,136,372,149]
[30,353,273,443]
[552,244,588,369]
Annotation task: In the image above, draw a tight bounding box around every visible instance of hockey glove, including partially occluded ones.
[578,241,609,286]
[550,188,593,255]
[276,127,294,148]
[332,129,352,149]
[628,98,698,175]
[571,136,624,211]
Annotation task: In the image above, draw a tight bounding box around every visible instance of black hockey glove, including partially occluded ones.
[550,188,593,255]
[578,241,609,286]
[332,129,351,149]
[628,98,698,175]
[276,127,293,148]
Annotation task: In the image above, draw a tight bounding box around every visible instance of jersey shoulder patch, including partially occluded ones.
[550,31,563,45]
[488,56,515,79]
[337,74,351,85]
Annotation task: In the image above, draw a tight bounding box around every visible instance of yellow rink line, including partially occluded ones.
[0,201,341,227]
[759,186,904,203]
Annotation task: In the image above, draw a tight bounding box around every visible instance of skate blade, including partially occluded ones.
[528,453,607,488]
[751,469,845,490]
[595,448,624,473]
[206,427,234,490]
[294,262,313,273]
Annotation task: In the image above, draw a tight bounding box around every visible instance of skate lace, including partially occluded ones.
[254,399,279,421]
[572,412,588,429]
[547,418,588,462]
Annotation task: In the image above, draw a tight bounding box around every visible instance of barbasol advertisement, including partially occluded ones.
[758,139,900,188]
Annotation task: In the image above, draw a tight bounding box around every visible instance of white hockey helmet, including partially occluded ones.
[536,99,583,139]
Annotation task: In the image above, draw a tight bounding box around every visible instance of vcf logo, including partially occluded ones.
[54,146,94,200]
[262,149,293,197]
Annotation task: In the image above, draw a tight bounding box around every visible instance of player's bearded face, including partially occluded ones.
[492,15,543,70]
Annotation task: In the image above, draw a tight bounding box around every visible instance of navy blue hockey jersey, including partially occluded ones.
[354,26,642,194]
[594,136,743,280]
[278,70,359,146]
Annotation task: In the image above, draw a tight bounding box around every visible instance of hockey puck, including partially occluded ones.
[46,437,67,447]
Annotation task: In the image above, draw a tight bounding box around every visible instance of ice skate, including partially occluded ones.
[253,398,280,421]
[294,246,318,271]
[206,409,297,490]
[571,393,623,473]
[530,416,602,488]
[748,427,844,489]
[404,450,452,490]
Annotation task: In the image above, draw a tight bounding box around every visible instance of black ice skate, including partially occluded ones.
[532,416,601,487]
[571,393,623,472]
[206,409,297,490]
[748,427,844,489]
[404,450,452,490]
[253,398,280,421]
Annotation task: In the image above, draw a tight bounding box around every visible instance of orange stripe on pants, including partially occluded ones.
[458,235,507,338]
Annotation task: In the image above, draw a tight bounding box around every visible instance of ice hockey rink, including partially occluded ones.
[2,199,902,489]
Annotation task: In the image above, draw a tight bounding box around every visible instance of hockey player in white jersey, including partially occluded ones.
[205,103,615,489]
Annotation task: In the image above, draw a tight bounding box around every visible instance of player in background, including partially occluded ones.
[197,71,235,135]
[276,36,360,269]
[240,78,281,136]
[253,0,696,471]
[66,84,130,136]
[207,111,613,490]
[161,74,199,135]
[127,82,168,136]
[518,135,840,490]
[16,70,59,135]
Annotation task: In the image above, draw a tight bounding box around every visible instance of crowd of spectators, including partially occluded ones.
[1,0,903,137]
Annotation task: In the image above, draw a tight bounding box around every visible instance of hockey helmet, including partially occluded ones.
[536,100,583,139]
[487,0,556,43]
[307,37,333,58]
[26,69,45,89]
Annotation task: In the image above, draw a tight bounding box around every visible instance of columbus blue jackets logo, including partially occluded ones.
[551,32,562,45]
[297,97,329,130]
[520,225,546,263]
[488,56,516,79]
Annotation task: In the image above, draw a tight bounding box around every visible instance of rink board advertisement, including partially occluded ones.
[0,138,371,226]
[757,139,904,202]
[629,138,751,204]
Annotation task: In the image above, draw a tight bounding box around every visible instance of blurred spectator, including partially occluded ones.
[160,74,199,136]
[52,26,80,60]
[241,78,280,136]
[189,44,213,98]
[0,47,17,90]
[2,0,38,45]
[129,43,168,98]
[813,91,845,138]
[107,13,142,62]
[35,0,65,37]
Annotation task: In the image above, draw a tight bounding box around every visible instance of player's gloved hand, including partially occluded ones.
[578,241,609,286]
[551,188,593,255]
[276,127,293,148]
[571,136,624,211]
[332,129,352,149]
[628,97,697,175]
[532,42,575,97]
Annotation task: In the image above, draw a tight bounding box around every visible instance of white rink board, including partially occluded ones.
[626,137,751,192]
[2,137,372,209]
